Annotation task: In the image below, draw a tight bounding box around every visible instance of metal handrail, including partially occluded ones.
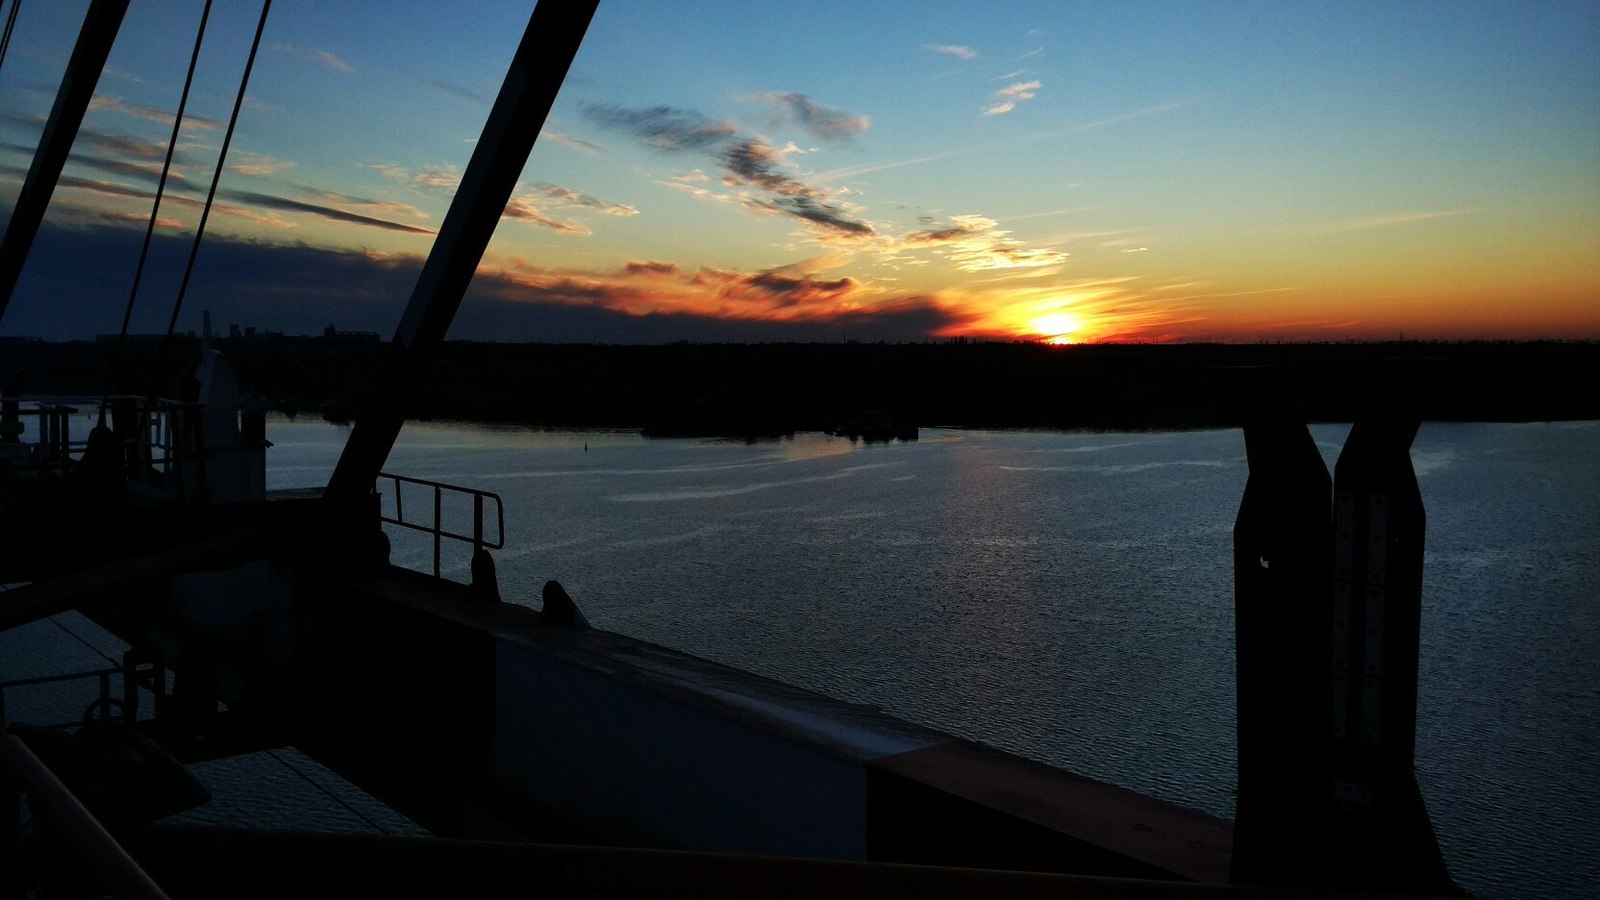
[1,734,172,900]
[377,472,504,579]
[0,396,195,484]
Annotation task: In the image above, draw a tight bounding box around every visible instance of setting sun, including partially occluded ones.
[1032,312,1083,344]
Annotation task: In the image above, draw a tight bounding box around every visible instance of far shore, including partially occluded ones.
[4,337,1596,436]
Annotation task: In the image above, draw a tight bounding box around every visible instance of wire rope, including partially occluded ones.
[0,0,21,77]
[116,0,213,351]
[161,0,271,347]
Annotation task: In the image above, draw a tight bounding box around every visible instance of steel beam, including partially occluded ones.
[324,0,600,506]
[1324,360,1454,895]
[1221,367,1332,887]
[1224,362,1457,895]
[0,0,131,325]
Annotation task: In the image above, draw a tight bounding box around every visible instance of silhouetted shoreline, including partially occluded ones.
[4,337,1596,434]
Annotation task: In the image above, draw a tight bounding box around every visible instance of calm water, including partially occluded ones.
[269,418,1593,896]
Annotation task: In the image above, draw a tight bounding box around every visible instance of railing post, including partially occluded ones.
[432,484,442,578]
[37,408,51,462]
[98,671,113,722]
[123,650,141,722]
[473,492,484,552]
[2,756,18,900]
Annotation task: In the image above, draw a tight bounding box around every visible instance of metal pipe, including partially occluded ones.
[120,823,1449,900]
[0,735,171,900]
[0,0,131,324]
[473,491,484,551]
[325,0,600,506]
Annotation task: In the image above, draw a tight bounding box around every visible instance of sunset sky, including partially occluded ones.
[1,0,1596,343]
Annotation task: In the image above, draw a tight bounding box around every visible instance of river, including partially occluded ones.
[257,416,1600,897]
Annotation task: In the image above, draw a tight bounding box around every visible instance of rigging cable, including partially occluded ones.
[161,0,271,350]
[0,0,20,77]
[116,0,213,351]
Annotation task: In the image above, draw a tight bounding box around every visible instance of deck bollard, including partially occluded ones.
[1225,362,1457,894]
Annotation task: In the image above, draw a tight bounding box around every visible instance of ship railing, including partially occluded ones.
[0,395,200,495]
[0,396,96,471]
[377,473,505,580]
[1,732,172,900]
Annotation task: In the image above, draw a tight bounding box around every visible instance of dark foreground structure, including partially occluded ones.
[0,1,1485,896]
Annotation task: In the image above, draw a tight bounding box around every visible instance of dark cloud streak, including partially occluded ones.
[758,93,869,140]
[582,104,736,151]
[218,188,435,235]
[585,102,873,236]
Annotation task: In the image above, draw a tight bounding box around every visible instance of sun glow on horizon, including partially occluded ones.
[1030,311,1083,344]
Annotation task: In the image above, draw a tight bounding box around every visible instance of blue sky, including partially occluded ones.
[1,0,1596,342]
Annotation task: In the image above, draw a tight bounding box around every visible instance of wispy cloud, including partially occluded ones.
[542,131,606,154]
[582,104,737,151]
[1004,206,1097,222]
[361,161,410,181]
[228,152,294,177]
[272,44,352,73]
[312,49,352,72]
[14,155,436,236]
[427,78,481,102]
[811,151,956,184]
[47,144,189,184]
[103,210,182,229]
[101,66,145,84]
[984,80,1042,117]
[414,166,460,191]
[1308,210,1474,232]
[924,44,977,60]
[217,188,432,234]
[364,161,460,192]
[722,138,873,235]
[500,203,589,235]
[73,130,169,161]
[1048,100,1198,136]
[362,160,635,235]
[479,255,917,327]
[522,182,638,217]
[89,95,222,131]
[287,183,431,222]
[898,214,1068,271]
[501,182,640,235]
[584,102,874,237]
[1165,286,1299,301]
[750,92,869,140]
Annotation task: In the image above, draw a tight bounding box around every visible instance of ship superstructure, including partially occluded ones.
[1,2,1459,897]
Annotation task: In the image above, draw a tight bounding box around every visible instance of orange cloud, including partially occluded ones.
[474,254,979,334]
